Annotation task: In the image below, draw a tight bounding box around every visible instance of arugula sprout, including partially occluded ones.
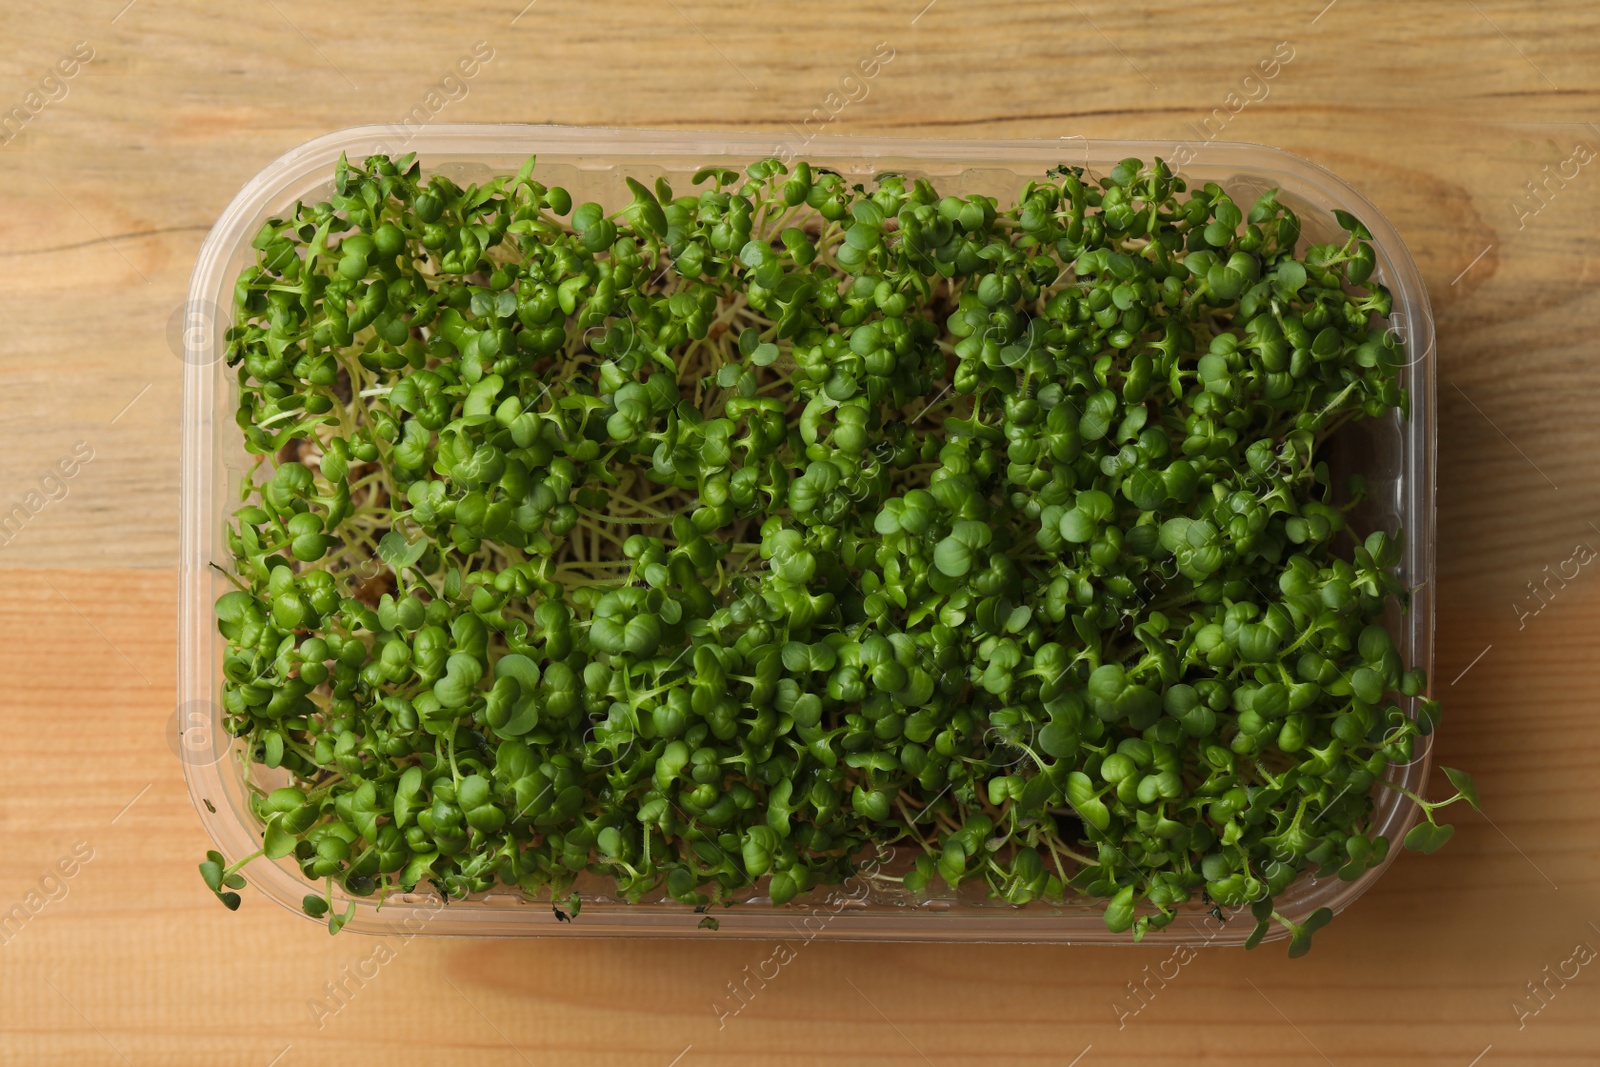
[200,150,1452,955]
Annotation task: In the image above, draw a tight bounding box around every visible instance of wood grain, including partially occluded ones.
[2,0,1599,1063]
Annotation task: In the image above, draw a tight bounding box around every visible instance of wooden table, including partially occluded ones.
[3,1,1597,1063]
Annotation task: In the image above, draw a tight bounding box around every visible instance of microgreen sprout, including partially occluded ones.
[199,151,1455,955]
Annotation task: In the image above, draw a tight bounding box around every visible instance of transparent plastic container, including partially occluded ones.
[179,125,1436,943]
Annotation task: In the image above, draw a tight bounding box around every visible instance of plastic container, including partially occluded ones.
[179,125,1436,943]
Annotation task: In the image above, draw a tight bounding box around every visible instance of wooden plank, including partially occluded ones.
[2,0,1599,1061]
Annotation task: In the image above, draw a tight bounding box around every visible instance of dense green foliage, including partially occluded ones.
[201,151,1473,953]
